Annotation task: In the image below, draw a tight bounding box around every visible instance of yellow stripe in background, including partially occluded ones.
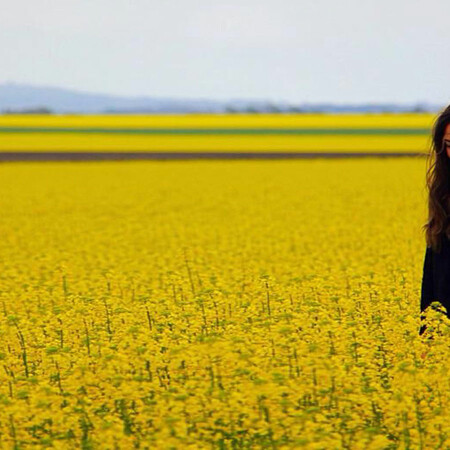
[0,113,436,153]
[0,113,436,129]
[0,133,431,153]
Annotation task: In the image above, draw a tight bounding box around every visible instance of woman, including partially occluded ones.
[420,104,450,335]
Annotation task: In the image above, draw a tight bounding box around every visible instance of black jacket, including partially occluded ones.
[420,235,450,335]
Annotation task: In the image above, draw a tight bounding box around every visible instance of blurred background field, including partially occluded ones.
[0,113,434,153]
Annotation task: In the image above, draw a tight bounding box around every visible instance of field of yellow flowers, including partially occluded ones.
[0,157,447,449]
[0,113,434,153]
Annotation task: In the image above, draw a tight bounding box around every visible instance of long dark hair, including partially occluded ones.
[423,104,450,252]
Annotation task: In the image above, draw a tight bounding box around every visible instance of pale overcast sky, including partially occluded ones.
[0,0,449,103]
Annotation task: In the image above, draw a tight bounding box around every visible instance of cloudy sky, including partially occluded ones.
[0,0,449,103]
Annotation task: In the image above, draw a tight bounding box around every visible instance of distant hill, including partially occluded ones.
[0,82,228,114]
[0,82,444,114]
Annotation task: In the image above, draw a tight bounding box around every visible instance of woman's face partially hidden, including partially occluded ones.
[445,123,450,158]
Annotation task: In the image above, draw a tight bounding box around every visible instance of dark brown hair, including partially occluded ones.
[423,104,450,252]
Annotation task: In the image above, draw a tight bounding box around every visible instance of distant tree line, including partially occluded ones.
[3,107,53,114]
[0,104,440,114]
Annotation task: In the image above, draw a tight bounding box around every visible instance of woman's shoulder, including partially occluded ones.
[431,233,450,256]
[426,234,449,253]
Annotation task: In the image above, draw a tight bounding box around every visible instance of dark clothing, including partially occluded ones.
[420,235,450,335]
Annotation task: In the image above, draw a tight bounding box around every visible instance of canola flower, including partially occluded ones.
[0,158,445,449]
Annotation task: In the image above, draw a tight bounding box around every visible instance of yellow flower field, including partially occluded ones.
[0,158,446,448]
[0,113,434,153]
